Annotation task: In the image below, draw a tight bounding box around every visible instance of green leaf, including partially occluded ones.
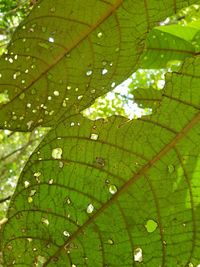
[140,25,198,69]
[133,87,162,109]
[2,55,200,266]
[155,24,199,41]
[0,0,199,131]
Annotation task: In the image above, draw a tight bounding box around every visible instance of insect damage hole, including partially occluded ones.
[134,247,143,262]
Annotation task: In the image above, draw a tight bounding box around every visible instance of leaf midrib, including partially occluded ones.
[43,110,200,266]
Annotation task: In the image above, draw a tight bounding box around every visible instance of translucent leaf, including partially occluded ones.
[133,88,162,109]
[140,25,197,68]
[1,55,200,266]
[0,0,198,131]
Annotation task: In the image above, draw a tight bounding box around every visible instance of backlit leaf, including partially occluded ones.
[140,25,198,68]
[133,87,162,109]
[1,55,200,266]
[0,0,199,131]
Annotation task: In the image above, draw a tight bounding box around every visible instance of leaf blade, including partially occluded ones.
[0,0,199,131]
[2,55,200,266]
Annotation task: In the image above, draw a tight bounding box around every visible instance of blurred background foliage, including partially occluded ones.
[0,0,32,53]
[0,0,200,218]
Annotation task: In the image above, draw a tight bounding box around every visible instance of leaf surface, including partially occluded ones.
[0,0,199,131]
[1,55,200,266]
[133,87,162,109]
[140,25,198,68]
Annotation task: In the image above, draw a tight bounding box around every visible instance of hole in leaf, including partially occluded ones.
[108,239,114,245]
[27,120,33,129]
[64,197,71,205]
[111,82,116,88]
[53,90,59,96]
[134,247,143,262]
[59,161,64,168]
[48,37,54,43]
[34,172,41,177]
[13,71,21,79]
[109,184,117,195]
[19,93,25,100]
[101,68,108,75]
[145,219,158,233]
[97,32,103,38]
[52,148,62,159]
[77,95,83,100]
[48,179,54,184]
[86,70,92,76]
[96,157,105,167]
[24,181,30,188]
[0,91,10,104]
[163,240,167,246]
[90,133,98,140]
[87,204,94,214]
[30,190,36,196]
[28,196,33,203]
[35,255,46,266]
[41,218,49,226]
[63,231,70,237]
[105,179,110,184]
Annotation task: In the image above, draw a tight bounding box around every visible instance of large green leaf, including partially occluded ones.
[0,0,199,131]
[1,55,200,266]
